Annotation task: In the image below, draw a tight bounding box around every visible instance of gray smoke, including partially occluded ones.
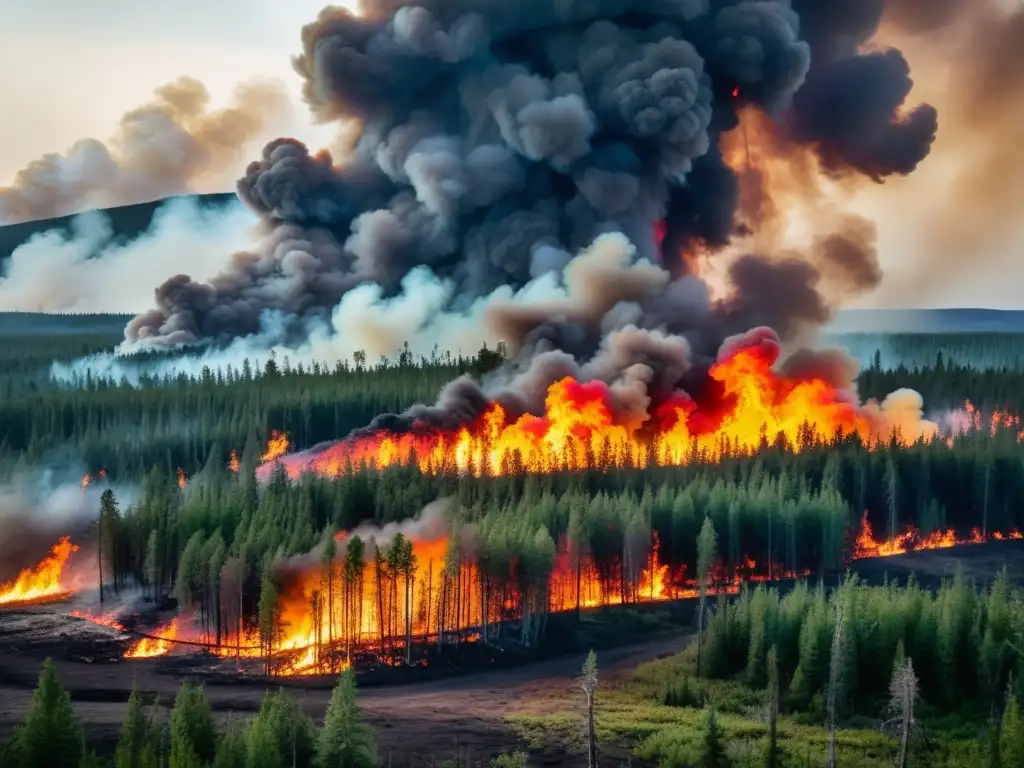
[0,77,289,225]
[121,0,937,356]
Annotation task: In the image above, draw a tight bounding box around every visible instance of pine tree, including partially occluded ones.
[212,721,248,768]
[698,708,729,768]
[168,681,217,768]
[10,658,84,768]
[1001,695,1024,768]
[115,681,159,768]
[316,668,376,768]
[696,517,718,674]
[764,646,780,768]
[580,650,599,768]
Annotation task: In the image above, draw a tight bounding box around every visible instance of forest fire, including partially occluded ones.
[260,431,289,463]
[852,512,1023,559]
[268,343,938,480]
[0,537,79,606]
[106,504,1024,674]
[68,610,125,632]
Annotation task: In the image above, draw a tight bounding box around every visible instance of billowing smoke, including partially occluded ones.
[0,467,134,590]
[869,0,1024,302]
[0,198,258,313]
[0,77,289,225]
[121,0,937,359]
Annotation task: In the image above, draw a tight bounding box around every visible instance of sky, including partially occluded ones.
[1,0,1021,310]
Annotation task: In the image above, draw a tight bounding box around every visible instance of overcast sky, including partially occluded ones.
[1,0,1020,310]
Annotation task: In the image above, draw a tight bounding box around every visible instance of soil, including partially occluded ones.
[0,607,683,767]
[1,540,1021,767]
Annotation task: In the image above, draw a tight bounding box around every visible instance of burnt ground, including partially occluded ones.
[1,540,1022,767]
[0,614,682,767]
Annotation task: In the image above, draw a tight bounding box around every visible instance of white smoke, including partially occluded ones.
[52,231,664,384]
[0,198,259,313]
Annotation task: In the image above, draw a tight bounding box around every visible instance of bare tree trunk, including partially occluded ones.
[580,651,599,768]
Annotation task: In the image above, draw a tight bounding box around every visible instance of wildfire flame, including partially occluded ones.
[260,431,289,464]
[274,346,938,479]
[126,619,181,659]
[852,512,1022,559]
[176,467,187,489]
[0,538,79,606]
[228,450,240,473]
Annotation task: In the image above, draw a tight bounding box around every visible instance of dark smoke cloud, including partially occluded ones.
[121,0,937,354]
[0,78,289,225]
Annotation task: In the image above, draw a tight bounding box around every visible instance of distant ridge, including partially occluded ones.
[0,192,237,263]
[829,309,1024,335]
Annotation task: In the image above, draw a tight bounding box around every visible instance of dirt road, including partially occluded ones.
[0,632,685,766]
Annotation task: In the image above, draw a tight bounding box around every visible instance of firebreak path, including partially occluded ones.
[0,632,687,766]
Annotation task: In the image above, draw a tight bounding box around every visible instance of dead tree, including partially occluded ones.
[766,646,780,768]
[580,649,599,768]
[885,657,922,768]
[826,606,844,768]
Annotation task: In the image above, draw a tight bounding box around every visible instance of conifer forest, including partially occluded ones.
[3,0,1024,765]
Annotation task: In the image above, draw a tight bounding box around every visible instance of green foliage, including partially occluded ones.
[491,752,529,768]
[246,689,317,768]
[698,708,730,768]
[114,682,159,768]
[1002,696,1024,768]
[316,669,376,768]
[212,722,248,768]
[168,681,217,768]
[9,658,84,768]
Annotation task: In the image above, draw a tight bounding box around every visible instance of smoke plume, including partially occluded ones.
[867,0,1024,301]
[0,77,289,225]
[120,0,936,360]
[0,198,258,313]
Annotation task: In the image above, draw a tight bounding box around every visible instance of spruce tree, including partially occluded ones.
[115,681,159,768]
[10,659,84,768]
[316,669,376,768]
[212,721,248,768]
[1002,695,1024,768]
[698,707,729,768]
[168,681,217,768]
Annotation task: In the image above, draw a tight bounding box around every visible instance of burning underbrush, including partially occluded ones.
[7,507,1014,681]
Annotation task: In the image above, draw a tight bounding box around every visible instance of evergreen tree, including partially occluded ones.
[316,669,376,768]
[168,681,217,768]
[10,658,84,768]
[698,708,729,768]
[114,681,159,768]
[1002,695,1024,768]
[212,721,248,768]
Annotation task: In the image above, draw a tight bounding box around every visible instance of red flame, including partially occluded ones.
[268,342,943,480]
[852,512,1022,559]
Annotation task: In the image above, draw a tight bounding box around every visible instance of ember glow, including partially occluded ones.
[68,610,125,632]
[271,345,937,480]
[0,537,79,606]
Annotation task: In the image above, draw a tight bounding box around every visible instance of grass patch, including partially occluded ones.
[505,645,991,767]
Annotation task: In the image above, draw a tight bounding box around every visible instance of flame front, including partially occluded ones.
[853,512,1022,559]
[277,348,933,479]
[0,537,79,605]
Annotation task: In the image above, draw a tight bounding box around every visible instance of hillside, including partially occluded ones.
[0,193,237,263]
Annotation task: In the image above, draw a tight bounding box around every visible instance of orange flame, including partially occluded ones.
[126,619,180,658]
[260,431,289,464]
[0,538,79,605]
[176,467,187,489]
[852,512,1023,559]
[278,347,934,479]
[228,450,240,473]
